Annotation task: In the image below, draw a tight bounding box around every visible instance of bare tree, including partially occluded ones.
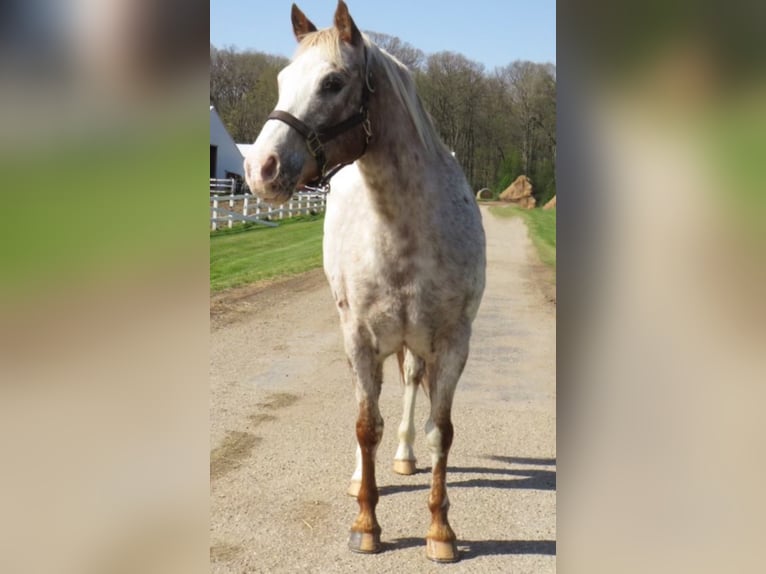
[209,45,556,201]
[210,46,287,143]
[364,31,424,71]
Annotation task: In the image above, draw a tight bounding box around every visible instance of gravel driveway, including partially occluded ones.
[210,207,556,573]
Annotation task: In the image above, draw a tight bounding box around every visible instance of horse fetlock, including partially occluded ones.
[397,420,415,444]
[351,512,381,534]
[426,520,456,543]
[393,434,415,461]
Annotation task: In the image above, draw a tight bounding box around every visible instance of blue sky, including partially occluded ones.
[210,0,556,71]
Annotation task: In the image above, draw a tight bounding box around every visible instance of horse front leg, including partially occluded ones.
[425,413,456,562]
[346,345,384,554]
[424,335,469,563]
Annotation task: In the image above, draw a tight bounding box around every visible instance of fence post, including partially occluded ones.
[212,197,218,231]
[243,193,249,220]
[227,179,235,229]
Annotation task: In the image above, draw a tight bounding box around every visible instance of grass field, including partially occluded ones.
[489,205,556,267]
[210,215,325,292]
[211,205,556,293]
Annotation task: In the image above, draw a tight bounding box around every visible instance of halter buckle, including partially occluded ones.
[362,116,372,142]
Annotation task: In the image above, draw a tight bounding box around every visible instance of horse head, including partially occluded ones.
[244,1,372,202]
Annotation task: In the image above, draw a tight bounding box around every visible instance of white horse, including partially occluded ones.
[244,1,486,562]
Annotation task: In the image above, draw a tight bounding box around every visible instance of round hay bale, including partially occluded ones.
[475,188,493,200]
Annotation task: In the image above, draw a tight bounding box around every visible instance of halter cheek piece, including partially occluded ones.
[267,47,374,192]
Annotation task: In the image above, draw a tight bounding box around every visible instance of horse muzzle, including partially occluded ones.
[244,151,301,204]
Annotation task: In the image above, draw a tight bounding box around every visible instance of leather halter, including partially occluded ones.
[267,48,374,192]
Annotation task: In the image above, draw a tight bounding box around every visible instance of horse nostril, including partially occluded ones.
[260,155,279,183]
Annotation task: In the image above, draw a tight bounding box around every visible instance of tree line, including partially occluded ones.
[210,34,556,205]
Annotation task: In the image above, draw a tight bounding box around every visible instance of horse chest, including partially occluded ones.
[334,263,450,356]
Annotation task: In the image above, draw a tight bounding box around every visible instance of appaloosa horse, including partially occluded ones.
[244,1,486,562]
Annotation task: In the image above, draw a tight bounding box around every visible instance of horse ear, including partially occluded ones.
[334,0,361,46]
[291,3,317,42]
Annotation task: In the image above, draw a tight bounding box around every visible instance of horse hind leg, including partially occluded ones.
[393,348,423,475]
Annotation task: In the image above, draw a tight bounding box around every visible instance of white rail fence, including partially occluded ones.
[210,178,326,231]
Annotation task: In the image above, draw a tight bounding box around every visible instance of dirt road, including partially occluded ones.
[210,207,556,573]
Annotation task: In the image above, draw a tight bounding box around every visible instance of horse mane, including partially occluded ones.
[295,29,444,156]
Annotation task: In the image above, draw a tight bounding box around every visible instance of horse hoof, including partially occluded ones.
[392,459,416,475]
[348,530,382,554]
[426,538,460,563]
[347,480,361,497]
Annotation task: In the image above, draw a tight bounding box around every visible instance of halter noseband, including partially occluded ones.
[267,47,374,192]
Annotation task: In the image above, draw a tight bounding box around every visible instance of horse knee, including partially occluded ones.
[356,411,383,449]
[425,419,453,457]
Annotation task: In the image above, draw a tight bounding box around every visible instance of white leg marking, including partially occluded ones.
[351,443,362,483]
[425,418,451,508]
[394,381,418,462]
[425,418,443,468]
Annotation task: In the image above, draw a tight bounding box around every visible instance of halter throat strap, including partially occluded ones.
[266,47,374,191]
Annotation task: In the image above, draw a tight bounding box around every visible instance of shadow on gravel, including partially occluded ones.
[450,467,556,490]
[460,539,556,558]
[484,455,556,466]
[378,465,555,495]
[383,538,555,558]
[382,537,423,552]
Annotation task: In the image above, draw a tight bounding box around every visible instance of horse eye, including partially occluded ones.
[320,76,344,93]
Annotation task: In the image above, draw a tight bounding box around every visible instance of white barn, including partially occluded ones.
[210,106,245,180]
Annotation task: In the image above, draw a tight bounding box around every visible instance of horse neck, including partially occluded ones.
[355,61,441,219]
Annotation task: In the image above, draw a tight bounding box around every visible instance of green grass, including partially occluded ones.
[210,215,325,292]
[489,205,556,267]
[210,204,557,292]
